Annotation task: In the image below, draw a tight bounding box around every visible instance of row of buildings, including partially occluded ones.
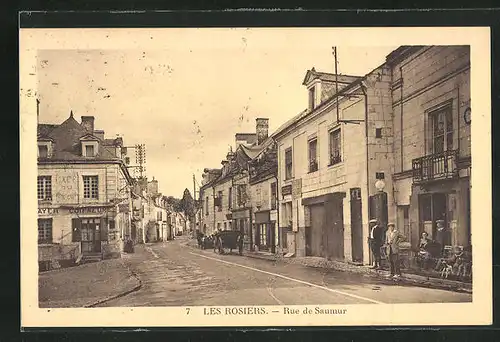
[198,45,472,265]
[37,112,188,270]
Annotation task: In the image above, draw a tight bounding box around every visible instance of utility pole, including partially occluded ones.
[134,144,147,178]
[332,46,339,123]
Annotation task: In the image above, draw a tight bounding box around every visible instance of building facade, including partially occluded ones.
[274,66,395,264]
[389,45,471,250]
[247,135,279,253]
[37,113,134,269]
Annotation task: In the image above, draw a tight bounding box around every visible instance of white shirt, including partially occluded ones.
[370,225,377,239]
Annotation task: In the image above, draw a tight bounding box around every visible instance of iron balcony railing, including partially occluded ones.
[412,149,459,184]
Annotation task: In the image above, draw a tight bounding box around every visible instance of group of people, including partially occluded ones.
[195,229,245,255]
[368,219,406,279]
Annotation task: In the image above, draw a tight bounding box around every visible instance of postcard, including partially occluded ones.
[20,24,491,327]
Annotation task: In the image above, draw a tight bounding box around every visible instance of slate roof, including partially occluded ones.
[37,112,122,162]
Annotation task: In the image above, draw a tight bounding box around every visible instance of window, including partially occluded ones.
[308,87,315,110]
[308,138,318,172]
[38,218,52,244]
[38,145,48,159]
[37,176,52,201]
[228,187,233,210]
[430,105,453,154]
[259,224,268,247]
[329,129,341,165]
[375,128,382,138]
[217,191,223,211]
[237,185,247,207]
[397,205,410,238]
[205,196,209,215]
[83,175,99,199]
[270,182,277,210]
[285,148,293,180]
[85,144,95,157]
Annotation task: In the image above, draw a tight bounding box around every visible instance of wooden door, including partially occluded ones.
[350,188,363,263]
[326,198,344,260]
[309,204,325,257]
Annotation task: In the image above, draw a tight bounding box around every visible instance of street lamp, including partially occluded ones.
[375,179,386,192]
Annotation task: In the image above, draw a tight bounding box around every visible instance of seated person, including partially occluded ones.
[416,232,433,269]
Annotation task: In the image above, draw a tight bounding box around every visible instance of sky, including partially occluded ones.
[36,29,398,197]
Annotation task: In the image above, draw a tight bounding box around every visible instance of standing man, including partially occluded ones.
[368,219,383,269]
[384,222,406,279]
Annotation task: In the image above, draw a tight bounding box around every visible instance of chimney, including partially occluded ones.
[256,118,269,145]
[94,129,105,140]
[81,116,95,133]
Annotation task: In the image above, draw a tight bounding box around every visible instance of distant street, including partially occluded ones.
[96,237,471,307]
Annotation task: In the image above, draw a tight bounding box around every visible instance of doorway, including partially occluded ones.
[350,188,363,263]
[309,204,325,257]
[81,218,101,253]
[419,193,451,245]
[326,198,345,260]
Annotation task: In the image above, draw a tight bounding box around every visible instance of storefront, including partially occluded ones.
[232,208,251,250]
[254,210,276,253]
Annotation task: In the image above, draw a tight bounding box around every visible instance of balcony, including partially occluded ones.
[412,150,459,184]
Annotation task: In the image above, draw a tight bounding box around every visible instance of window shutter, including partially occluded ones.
[72,218,81,242]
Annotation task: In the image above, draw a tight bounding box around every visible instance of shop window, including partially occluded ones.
[38,218,52,244]
[83,175,99,199]
[37,176,52,201]
[397,205,410,238]
[259,224,268,248]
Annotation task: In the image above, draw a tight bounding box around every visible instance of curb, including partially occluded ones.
[243,252,472,294]
[84,259,143,308]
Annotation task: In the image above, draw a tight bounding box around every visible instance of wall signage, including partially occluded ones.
[68,206,107,214]
[38,208,59,215]
[282,185,292,197]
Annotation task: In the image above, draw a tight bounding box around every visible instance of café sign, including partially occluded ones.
[68,206,108,214]
[38,208,59,215]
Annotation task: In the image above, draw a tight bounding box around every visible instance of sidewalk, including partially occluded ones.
[38,256,141,308]
[243,250,472,294]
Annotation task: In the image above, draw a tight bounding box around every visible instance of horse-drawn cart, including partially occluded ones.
[214,230,243,255]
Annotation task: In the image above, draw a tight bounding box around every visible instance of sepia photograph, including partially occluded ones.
[20,26,491,327]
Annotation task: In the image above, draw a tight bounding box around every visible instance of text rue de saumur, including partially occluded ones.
[203,307,348,316]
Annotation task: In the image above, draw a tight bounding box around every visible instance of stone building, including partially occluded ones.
[274,65,395,264]
[37,112,134,269]
[198,119,275,253]
[246,124,279,253]
[388,46,471,250]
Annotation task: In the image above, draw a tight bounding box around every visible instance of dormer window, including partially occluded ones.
[37,139,53,159]
[85,145,95,157]
[80,134,100,158]
[39,145,48,158]
[309,87,316,110]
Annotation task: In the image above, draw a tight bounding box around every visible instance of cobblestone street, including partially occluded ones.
[91,237,471,307]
